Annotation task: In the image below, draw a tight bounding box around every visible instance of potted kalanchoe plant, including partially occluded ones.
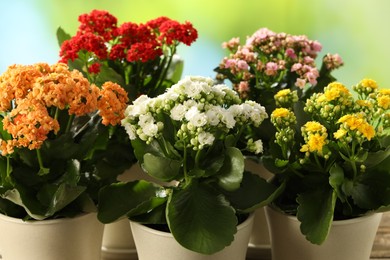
[97,76,283,255]
[0,62,128,220]
[264,78,390,246]
[57,10,198,178]
[214,27,344,147]
[58,9,198,100]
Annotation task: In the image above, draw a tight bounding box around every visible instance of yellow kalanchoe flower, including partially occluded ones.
[324,82,350,101]
[337,114,375,141]
[300,121,328,155]
[274,89,291,98]
[360,78,378,89]
[304,121,326,133]
[300,133,327,154]
[378,93,390,110]
[271,107,290,118]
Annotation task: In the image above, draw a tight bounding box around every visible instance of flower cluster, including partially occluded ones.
[265,78,390,245]
[0,63,127,156]
[215,28,343,103]
[58,10,198,100]
[122,76,268,154]
[0,62,128,219]
[98,76,280,255]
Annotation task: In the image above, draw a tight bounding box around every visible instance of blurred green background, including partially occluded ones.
[1,0,390,88]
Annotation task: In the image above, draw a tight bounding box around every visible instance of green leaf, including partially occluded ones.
[142,153,181,182]
[297,187,337,245]
[97,180,167,223]
[167,181,237,254]
[0,197,25,217]
[56,27,71,46]
[42,184,86,217]
[364,147,390,169]
[275,158,289,167]
[217,147,244,191]
[129,202,167,224]
[329,163,346,202]
[353,167,390,210]
[2,188,47,220]
[166,56,183,83]
[56,159,80,186]
[95,64,126,88]
[222,171,285,213]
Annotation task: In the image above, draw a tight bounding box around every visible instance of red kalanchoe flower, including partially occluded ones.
[58,10,198,100]
[88,62,101,74]
[158,20,198,46]
[145,16,171,30]
[59,32,108,62]
[78,9,118,41]
[127,41,162,63]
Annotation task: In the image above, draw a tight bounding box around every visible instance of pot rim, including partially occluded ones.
[130,212,255,237]
[0,212,96,225]
[266,205,383,226]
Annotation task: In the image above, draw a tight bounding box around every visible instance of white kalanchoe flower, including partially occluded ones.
[198,131,215,148]
[250,139,264,154]
[125,95,150,118]
[220,109,236,129]
[120,75,268,153]
[206,107,222,126]
[170,104,188,121]
[123,123,137,140]
[185,107,207,127]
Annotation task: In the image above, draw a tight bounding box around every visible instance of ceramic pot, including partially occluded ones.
[0,212,104,260]
[130,213,255,260]
[101,164,142,260]
[101,163,175,259]
[265,206,383,260]
[244,158,273,259]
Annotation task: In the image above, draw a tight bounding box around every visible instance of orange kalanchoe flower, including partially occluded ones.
[98,81,129,126]
[0,62,128,156]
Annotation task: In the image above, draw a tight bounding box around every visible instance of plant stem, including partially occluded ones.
[155,45,176,92]
[6,156,11,183]
[36,149,45,170]
[65,114,75,133]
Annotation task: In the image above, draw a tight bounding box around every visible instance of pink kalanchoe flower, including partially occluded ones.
[295,78,306,88]
[215,27,343,105]
[265,62,278,76]
[222,37,240,51]
[291,63,302,72]
[224,58,237,69]
[238,81,249,93]
[305,69,319,86]
[237,60,249,71]
[286,48,297,59]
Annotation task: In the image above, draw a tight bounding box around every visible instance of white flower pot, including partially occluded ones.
[0,212,104,260]
[244,159,273,258]
[101,164,143,259]
[130,213,255,260]
[101,163,175,259]
[265,206,383,260]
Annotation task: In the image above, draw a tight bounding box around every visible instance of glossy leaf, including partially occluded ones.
[223,171,284,213]
[167,181,237,254]
[56,27,71,46]
[98,180,167,223]
[297,187,336,245]
[216,147,244,191]
[142,153,181,182]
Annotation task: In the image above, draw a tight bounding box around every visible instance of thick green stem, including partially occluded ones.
[155,45,177,92]
[6,156,11,182]
[183,145,189,185]
[65,114,75,133]
[36,149,45,170]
